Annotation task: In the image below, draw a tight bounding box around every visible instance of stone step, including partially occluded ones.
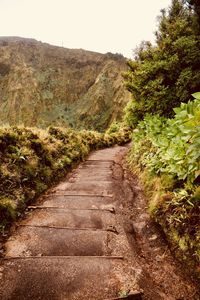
[5,223,128,258]
[72,175,113,181]
[21,208,116,229]
[72,167,112,178]
[82,160,113,165]
[0,257,123,300]
[5,226,115,257]
[55,181,113,192]
[40,195,115,210]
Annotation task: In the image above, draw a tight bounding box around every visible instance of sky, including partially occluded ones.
[0,0,172,58]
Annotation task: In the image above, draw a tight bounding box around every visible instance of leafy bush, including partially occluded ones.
[106,121,121,134]
[130,93,200,184]
[128,93,200,277]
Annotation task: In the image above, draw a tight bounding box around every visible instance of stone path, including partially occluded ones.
[0,145,199,300]
[0,146,141,300]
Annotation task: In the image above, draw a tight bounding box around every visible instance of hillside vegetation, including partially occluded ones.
[124,0,200,279]
[123,0,200,127]
[128,93,200,277]
[0,37,131,131]
[0,125,130,231]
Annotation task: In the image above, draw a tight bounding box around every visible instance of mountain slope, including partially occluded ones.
[0,37,131,131]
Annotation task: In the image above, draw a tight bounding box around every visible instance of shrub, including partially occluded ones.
[128,93,200,278]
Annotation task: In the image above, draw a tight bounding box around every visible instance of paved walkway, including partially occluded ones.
[0,146,140,300]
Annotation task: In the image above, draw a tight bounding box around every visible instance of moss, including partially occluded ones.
[35,181,47,194]
[106,121,121,134]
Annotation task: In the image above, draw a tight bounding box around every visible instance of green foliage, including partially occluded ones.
[0,125,130,229]
[156,187,200,272]
[128,95,200,277]
[130,94,200,184]
[106,121,122,134]
[123,0,200,127]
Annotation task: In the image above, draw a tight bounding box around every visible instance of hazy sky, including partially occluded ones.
[0,0,171,58]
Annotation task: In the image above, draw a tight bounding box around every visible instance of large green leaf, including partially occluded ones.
[192,92,200,100]
[131,97,200,184]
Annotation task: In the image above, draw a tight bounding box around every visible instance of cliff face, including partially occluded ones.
[0,37,130,131]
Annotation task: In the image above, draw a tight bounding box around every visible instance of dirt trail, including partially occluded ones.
[0,145,199,300]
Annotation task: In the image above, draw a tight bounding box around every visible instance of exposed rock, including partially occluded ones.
[0,37,131,130]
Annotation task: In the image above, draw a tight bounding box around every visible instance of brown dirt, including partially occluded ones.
[0,145,199,300]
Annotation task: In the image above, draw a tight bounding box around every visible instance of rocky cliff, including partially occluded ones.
[0,37,130,131]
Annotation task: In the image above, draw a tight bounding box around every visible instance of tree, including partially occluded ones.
[186,0,200,27]
[123,0,200,127]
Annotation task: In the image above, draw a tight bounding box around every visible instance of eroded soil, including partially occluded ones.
[0,145,199,300]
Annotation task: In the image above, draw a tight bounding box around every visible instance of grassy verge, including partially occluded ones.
[0,125,130,231]
[127,94,200,280]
